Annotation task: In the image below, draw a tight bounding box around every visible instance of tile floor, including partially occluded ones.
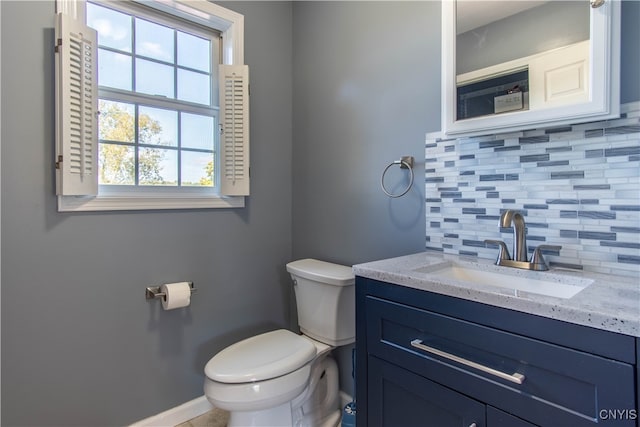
[176,408,229,427]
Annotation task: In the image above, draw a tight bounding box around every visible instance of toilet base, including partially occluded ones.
[228,401,294,427]
[223,355,341,427]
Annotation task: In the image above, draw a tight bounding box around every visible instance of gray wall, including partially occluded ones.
[291,1,440,267]
[1,1,293,425]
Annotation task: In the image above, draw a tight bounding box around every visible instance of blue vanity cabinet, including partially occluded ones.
[355,277,638,427]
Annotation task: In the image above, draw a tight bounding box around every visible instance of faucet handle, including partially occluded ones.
[530,245,562,269]
[484,239,511,263]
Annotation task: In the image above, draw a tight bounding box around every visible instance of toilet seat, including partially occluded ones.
[205,329,317,384]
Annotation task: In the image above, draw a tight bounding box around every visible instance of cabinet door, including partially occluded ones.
[487,407,537,427]
[368,356,485,427]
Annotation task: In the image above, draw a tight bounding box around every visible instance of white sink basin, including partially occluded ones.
[416,262,593,299]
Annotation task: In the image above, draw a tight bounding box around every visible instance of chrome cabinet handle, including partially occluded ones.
[410,339,525,385]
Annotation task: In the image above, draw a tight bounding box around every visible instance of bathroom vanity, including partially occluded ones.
[354,253,640,427]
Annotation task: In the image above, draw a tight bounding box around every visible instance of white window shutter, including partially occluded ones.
[54,12,98,196]
[219,64,250,196]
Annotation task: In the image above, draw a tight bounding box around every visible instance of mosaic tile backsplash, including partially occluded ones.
[425,103,640,278]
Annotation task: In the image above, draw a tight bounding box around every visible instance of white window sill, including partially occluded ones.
[57,193,245,212]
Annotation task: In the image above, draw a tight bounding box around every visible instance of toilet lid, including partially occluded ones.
[205,329,317,384]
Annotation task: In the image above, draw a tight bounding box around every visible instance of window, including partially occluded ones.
[54,0,249,211]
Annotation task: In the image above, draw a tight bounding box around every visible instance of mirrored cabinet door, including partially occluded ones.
[442,0,621,137]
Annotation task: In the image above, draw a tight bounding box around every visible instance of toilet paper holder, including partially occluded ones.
[145,282,197,301]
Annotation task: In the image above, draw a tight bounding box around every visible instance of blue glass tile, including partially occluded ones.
[430,207,440,213]
[578,211,616,220]
[560,210,578,218]
[430,222,441,228]
[601,241,640,249]
[526,222,550,228]
[519,135,550,144]
[523,204,549,210]
[521,154,549,162]
[506,174,520,181]
[585,149,604,158]
[460,154,475,160]
[551,262,583,270]
[459,250,478,256]
[546,199,579,205]
[538,160,570,167]
[444,233,459,238]
[453,198,477,203]
[545,126,572,134]
[462,208,486,215]
[578,231,616,240]
[445,145,455,152]
[580,199,599,205]
[618,255,640,264]
[425,177,445,183]
[425,143,438,148]
[536,243,561,253]
[444,218,459,223]
[611,205,640,211]
[460,171,476,176]
[551,171,585,179]
[630,155,640,161]
[560,230,578,238]
[573,184,610,190]
[476,215,501,221]
[487,192,499,198]
[476,186,496,191]
[501,198,516,204]
[462,239,486,248]
[441,192,462,198]
[546,146,572,153]
[445,160,455,167]
[426,198,442,203]
[604,146,640,157]
[425,168,436,173]
[480,174,505,182]
[425,246,445,253]
[604,125,640,135]
[425,157,438,163]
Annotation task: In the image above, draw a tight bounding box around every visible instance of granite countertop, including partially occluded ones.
[353,252,640,337]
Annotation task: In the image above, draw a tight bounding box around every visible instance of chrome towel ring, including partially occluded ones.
[381,156,414,198]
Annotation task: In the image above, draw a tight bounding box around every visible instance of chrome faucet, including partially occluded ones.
[484,209,561,271]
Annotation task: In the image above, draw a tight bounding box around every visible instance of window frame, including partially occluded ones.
[55,0,246,211]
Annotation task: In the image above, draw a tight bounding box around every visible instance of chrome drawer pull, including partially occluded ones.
[410,339,525,385]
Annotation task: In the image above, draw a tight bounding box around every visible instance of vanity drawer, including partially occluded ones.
[366,295,636,426]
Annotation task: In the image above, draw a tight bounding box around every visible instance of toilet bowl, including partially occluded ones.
[203,259,355,427]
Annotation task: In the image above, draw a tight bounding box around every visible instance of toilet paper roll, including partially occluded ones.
[160,282,191,310]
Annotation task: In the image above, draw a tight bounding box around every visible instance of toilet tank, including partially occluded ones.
[286,259,355,347]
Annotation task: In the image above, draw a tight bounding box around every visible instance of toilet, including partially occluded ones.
[204,259,355,427]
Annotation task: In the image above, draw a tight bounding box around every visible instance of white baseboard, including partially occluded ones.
[130,395,213,427]
[130,391,354,427]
